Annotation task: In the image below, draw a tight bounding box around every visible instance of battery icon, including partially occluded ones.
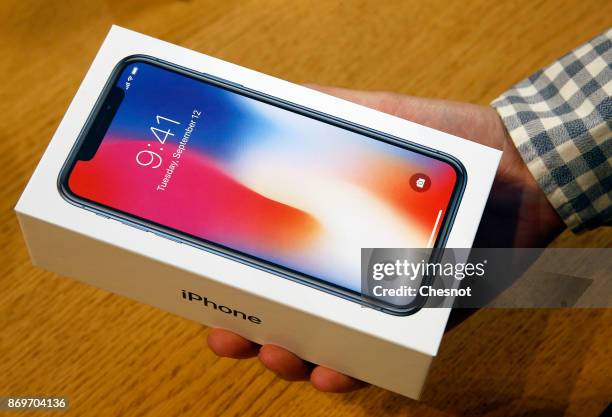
[131,67,138,75]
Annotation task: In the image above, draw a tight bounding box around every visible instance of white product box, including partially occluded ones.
[16,26,501,399]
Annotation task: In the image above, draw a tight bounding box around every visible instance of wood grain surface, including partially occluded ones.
[1,1,610,416]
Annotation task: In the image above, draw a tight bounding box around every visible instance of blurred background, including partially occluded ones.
[0,1,610,416]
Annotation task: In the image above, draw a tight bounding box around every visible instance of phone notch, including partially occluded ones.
[77,86,125,161]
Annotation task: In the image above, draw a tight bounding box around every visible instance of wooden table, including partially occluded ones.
[1,1,610,416]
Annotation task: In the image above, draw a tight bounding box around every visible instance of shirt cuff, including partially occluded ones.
[491,29,612,232]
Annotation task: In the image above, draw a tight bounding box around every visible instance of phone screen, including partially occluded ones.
[63,58,462,298]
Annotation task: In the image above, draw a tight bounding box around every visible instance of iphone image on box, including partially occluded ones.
[58,55,466,315]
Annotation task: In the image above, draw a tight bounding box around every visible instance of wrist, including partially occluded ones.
[493,111,566,244]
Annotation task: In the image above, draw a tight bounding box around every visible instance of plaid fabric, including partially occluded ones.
[492,29,612,232]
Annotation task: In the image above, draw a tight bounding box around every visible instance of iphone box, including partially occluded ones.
[16,26,501,399]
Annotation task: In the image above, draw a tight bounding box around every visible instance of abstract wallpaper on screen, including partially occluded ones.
[68,62,457,292]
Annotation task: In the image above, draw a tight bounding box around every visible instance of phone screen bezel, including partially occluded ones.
[58,55,467,316]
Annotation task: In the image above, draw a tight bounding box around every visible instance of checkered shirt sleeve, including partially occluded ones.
[491,29,612,232]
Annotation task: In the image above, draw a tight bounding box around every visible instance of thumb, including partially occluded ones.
[302,84,504,152]
[303,84,410,115]
[302,84,450,133]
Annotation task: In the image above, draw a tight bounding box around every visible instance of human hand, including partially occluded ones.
[207,86,565,392]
